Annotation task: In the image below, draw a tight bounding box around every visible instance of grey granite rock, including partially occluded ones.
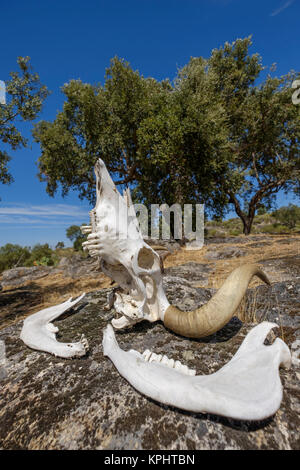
[245,280,300,329]
[1,266,52,288]
[0,255,103,289]
[0,268,299,450]
[164,262,213,287]
[57,254,102,279]
[205,247,247,260]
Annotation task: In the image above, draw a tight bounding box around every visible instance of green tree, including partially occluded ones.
[136,55,230,214]
[190,37,300,234]
[0,244,31,273]
[55,241,65,249]
[273,204,300,229]
[0,57,49,192]
[33,43,299,237]
[66,225,86,251]
[34,56,230,239]
[28,243,55,266]
[34,57,171,204]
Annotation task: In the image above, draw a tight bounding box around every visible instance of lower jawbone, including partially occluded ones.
[103,321,291,421]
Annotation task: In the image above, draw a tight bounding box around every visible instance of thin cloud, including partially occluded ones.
[270,0,294,16]
[0,203,90,226]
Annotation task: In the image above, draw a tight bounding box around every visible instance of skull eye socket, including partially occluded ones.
[137,247,158,270]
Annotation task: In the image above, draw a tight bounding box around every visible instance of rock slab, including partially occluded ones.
[0,271,299,450]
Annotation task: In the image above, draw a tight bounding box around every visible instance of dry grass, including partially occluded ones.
[165,234,300,288]
[165,234,299,327]
[0,233,299,330]
[0,271,112,329]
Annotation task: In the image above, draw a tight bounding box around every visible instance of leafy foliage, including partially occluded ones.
[34,58,169,203]
[202,37,300,233]
[29,243,56,266]
[66,225,86,251]
[273,204,300,229]
[0,57,49,192]
[0,243,57,273]
[0,244,31,272]
[34,56,229,215]
[34,41,299,234]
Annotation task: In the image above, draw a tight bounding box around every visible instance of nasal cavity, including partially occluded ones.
[137,247,157,270]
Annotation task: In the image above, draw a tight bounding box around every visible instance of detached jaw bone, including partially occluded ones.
[103,322,291,421]
[20,294,89,358]
[83,158,271,338]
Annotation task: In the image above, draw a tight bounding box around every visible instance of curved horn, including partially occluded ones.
[163,264,270,338]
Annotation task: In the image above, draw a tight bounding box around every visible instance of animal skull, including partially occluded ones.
[82,159,170,329]
[82,159,271,338]
[18,158,291,422]
[19,158,273,358]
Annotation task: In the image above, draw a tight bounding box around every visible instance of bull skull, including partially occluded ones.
[81,159,169,330]
[82,159,271,338]
[18,159,291,422]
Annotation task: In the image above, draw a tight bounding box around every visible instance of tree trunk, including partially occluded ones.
[242,218,253,235]
[228,192,255,235]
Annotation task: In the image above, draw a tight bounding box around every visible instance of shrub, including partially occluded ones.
[0,244,31,273]
[273,204,300,230]
[55,241,65,249]
[261,224,288,234]
[25,243,54,266]
[229,228,242,236]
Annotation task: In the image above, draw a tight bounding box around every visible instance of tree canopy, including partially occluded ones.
[200,37,300,233]
[66,225,87,251]
[0,57,49,193]
[34,58,172,204]
[34,39,300,234]
[273,204,300,230]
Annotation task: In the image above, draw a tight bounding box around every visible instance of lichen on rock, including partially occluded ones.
[0,264,299,450]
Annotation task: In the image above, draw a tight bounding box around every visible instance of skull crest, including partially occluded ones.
[81,159,170,329]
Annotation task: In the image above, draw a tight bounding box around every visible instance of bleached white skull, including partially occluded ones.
[18,159,292,422]
[20,158,275,357]
[82,159,272,338]
[81,159,170,329]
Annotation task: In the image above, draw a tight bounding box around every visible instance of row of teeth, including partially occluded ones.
[80,334,89,351]
[81,225,92,234]
[142,349,196,376]
[81,211,99,258]
[81,209,98,235]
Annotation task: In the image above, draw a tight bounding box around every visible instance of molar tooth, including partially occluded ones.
[143,350,152,362]
[161,355,169,366]
[81,225,92,234]
[168,358,175,368]
[149,352,159,363]
[180,364,189,375]
[154,354,163,363]
[142,351,195,375]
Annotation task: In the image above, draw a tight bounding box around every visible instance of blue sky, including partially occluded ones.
[0,0,299,247]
